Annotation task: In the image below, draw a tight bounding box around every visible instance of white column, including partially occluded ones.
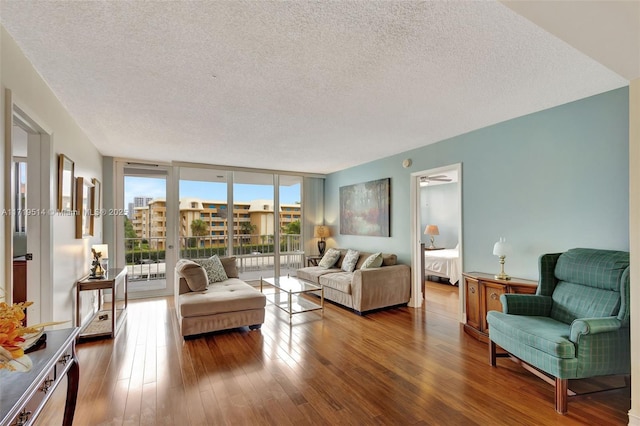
[628,78,640,425]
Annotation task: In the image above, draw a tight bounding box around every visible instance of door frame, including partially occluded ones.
[115,159,175,298]
[410,162,464,322]
[3,89,54,324]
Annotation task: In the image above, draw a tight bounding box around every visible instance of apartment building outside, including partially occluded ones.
[131,198,301,250]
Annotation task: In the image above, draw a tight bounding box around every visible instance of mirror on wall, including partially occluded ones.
[75,177,94,238]
[58,154,75,212]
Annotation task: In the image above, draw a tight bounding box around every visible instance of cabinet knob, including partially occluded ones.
[470,287,476,294]
[15,409,32,425]
[490,292,498,300]
[40,377,54,394]
[59,354,72,365]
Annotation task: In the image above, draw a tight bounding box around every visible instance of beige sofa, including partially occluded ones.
[175,256,266,337]
[296,250,410,314]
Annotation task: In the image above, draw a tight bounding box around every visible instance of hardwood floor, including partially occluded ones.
[38,282,629,425]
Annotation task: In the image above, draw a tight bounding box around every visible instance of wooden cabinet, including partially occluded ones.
[463,272,537,342]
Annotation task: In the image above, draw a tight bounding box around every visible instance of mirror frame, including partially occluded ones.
[57,154,75,212]
[75,177,94,239]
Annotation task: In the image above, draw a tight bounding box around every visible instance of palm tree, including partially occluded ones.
[190,219,208,248]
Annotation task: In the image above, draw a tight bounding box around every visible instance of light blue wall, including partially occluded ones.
[324,87,629,280]
[420,183,459,249]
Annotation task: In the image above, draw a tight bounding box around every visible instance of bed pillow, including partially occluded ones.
[361,252,383,269]
[341,249,360,272]
[318,248,341,269]
[194,255,228,283]
[175,259,209,292]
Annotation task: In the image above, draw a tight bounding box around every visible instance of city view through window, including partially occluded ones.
[123,174,303,287]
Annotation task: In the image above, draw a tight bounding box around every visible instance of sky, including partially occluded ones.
[124,177,301,210]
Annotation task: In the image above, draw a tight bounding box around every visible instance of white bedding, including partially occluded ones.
[423,248,461,285]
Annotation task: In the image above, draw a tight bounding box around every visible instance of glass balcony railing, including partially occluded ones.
[125,234,303,282]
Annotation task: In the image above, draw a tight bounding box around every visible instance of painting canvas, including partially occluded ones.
[340,178,390,237]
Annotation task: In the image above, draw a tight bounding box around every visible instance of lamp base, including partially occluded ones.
[317,240,326,256]
[495,255,511,280]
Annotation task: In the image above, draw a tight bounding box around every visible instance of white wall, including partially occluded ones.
[1,27,103,326]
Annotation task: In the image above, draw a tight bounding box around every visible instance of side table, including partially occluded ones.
[76,267,128,339]
[306,255,323,266]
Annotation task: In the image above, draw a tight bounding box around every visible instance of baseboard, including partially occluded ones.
[628,411,640,425]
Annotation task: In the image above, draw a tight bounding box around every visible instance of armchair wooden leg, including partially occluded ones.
[555,377,568,414]
[489,340,496,366]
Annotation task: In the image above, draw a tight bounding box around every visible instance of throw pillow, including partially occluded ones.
[220,256,239,278]
[341,249,360,272]
[361,252,383,269]
[175,259,209,292]
[194,255,228,283]
[318,248,341,269]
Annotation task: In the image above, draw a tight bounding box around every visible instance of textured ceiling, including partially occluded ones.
[0,1,630,175]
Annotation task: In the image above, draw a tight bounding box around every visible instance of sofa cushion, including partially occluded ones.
[487,311,575,359]
[297,266,340,284]
[195,255,228,283]
[318,248,341,268]
[175,259,208,292]
[355,252,397,269]
[220,256,239,278]
[319,272,353,294]
[179,278,266,318]
[341,249,360,272]
[361,252,383,269]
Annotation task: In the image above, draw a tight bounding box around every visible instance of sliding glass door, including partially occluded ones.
[177,168,229,260]
[121,164,171,294]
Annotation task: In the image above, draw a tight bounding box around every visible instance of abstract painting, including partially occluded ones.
[340,178,390,237]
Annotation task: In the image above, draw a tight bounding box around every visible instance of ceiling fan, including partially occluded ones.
[420,174,452,183]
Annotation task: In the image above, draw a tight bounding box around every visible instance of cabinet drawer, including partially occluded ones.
[55,345,75,379]
[482,282,506,331]
[9,371,57,425]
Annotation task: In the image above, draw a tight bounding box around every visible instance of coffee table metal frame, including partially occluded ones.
[260,275,324,323]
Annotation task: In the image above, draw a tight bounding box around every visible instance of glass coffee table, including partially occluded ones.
[260,275,324,323]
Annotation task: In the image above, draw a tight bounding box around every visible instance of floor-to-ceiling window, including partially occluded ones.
[116,161,317,298]
[177,168,229,259]
[279,176,303,277]
[122,165,169,293]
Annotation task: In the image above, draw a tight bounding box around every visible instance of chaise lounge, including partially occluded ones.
[174,256,266,337]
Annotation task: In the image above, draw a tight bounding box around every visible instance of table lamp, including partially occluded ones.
[493,237,511,280]
[314,225,330,255]
[424,225,440,249]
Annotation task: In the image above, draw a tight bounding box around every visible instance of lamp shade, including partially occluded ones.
[92,244,109,259]
[424,225,439,236]
[314,225,330,239]
[492,238,510,257]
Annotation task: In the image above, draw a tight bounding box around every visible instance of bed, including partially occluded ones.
[423,246,461,285]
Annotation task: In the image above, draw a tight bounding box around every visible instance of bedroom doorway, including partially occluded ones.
[410,163,463,322]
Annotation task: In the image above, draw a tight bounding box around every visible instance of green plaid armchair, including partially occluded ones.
[487,248,630,414]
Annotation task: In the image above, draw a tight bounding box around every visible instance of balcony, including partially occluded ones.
[125,234,304,285]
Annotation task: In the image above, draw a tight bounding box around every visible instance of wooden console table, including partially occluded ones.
[462,272,538,342]
[76,267,127,339]
[0,327,80,426]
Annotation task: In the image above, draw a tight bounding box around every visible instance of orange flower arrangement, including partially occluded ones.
[0,301,39,371]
